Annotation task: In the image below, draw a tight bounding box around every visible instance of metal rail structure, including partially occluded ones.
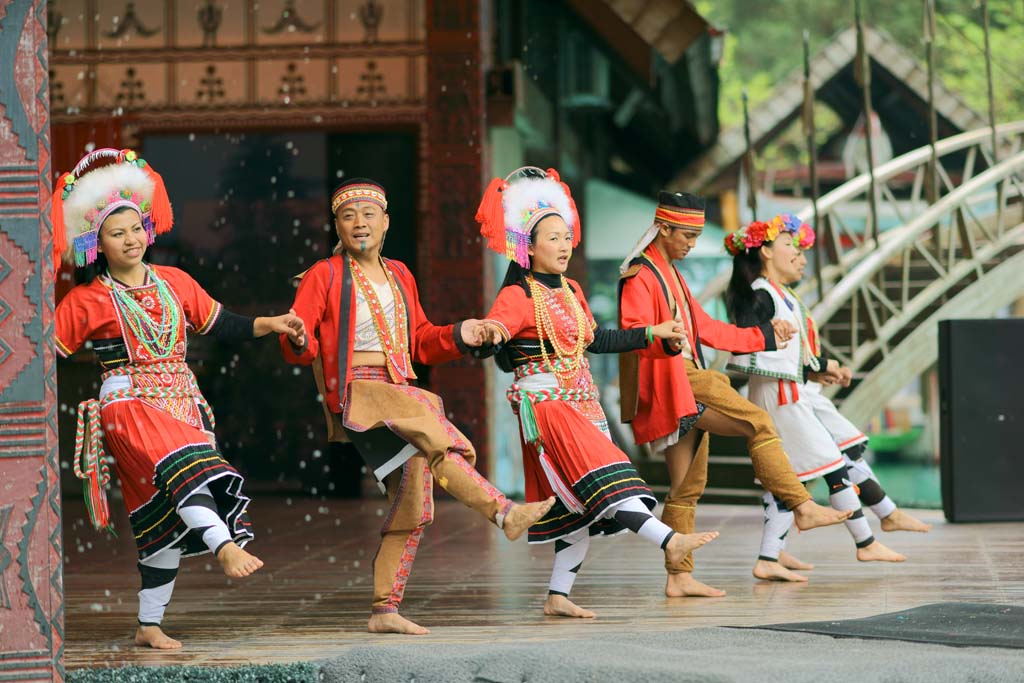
[697,123,1024,425]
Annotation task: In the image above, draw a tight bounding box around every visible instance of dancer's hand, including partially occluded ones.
[771,319,796,348]
[461,319,503,347]
[256,309,306,346]
[837,365,853,387]
[651,320,687,343]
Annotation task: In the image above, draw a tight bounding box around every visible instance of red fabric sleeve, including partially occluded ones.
[618,272,674,359]
[483,285,530,341]
[156,266,224,335]
[54,287,93,357]
[281,261,328,365]
[689,292,766,353]
[390,262,460,365]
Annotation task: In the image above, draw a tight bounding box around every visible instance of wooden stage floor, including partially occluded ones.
[63,497,1024,669]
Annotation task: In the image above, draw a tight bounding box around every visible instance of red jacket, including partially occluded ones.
[617,245,773,444]
[280,255,465,413]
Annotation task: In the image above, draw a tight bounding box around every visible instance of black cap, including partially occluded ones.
[657,191,705,211]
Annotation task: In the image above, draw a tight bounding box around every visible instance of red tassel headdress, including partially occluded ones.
[51,148,174,277]
[475,166,580,269]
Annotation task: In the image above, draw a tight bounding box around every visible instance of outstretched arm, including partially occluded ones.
[280,264,329,365]
[618,273,683,359]
[689,290,776,353]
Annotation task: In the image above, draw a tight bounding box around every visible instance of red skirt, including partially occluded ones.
[520,398,655,543]
[102,398,253,560]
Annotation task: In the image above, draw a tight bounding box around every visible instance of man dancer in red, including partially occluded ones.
[618,191,851,598]
[282,178,553,635]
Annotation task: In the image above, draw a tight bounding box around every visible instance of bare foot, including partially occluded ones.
[793,500,852,531]
[664,572,726,597]
[216,542,264,578]
[753,559,808,582]
[779,550,814,570]
[856,540,906,563]
[367,612,431,635]
[544,594,596,618]
[880,509,932,533]
[664,530,719,569]
[134,625,182,649]
[503,496,556,541]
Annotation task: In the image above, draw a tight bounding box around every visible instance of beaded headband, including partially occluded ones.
[331,182,387,214]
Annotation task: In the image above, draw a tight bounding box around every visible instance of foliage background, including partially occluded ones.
[696,0,1024,155]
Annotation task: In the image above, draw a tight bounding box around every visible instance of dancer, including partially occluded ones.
[617,192,852,598]
[724,213,930,581]
[475,167,718,619]
[53,148,304,649]
[281,177,554,635]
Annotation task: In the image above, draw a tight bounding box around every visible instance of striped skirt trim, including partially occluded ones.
[130,442,253,560]
[527,461,656,544]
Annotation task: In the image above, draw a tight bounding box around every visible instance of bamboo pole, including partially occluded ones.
[742,88,757,221]
[855,0,879,242]
[802,30,825,301]
[982,0,998,162]
[924,0,939,203]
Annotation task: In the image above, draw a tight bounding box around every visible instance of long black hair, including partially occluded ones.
[73,206,143,285]
[725,247,763,323]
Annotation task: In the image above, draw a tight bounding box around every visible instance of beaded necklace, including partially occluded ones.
[527,273,588,384]
[348,254,412,383]
[106,266,181,359]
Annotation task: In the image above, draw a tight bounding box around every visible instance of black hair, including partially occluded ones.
[725,247,764,324]
[73,205,142,285]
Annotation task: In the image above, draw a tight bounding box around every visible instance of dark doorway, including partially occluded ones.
[326,131,419,273]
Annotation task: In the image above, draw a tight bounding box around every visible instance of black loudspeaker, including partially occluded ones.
[939,319,1024,522]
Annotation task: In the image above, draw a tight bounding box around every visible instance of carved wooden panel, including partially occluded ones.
[0,0,64,679]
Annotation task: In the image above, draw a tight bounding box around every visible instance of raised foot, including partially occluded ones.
[665,572,726,598]
[881,509,932,533]
[856,540,906,563]
[779,550,814,570]
[216,542,264,578]
[664,530,719,568]
[503,496,556,541]
[367,612,431,635]
[793,500,852,531]
[753,559,808,582]
[544,594,596,619]
[134,625,182,650]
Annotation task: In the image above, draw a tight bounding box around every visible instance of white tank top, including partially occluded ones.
[353,279,397,352]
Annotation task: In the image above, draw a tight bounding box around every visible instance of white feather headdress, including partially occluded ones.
[51,148,174,272]
[476,167,580,268]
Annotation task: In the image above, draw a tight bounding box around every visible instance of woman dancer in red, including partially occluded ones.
[53,149,304,649]
[476,167,718,618]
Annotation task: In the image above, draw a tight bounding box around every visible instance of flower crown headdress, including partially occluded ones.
[51,148,174,276]
[475,166,580,269]
[724,212,815,256]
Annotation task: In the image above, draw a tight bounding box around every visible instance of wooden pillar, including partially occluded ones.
[423,0,489,471]
[0,0,64,679]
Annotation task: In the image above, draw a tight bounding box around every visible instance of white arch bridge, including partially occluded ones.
[698,123,1024,428]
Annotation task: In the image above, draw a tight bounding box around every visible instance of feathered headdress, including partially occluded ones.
[51,148,174,276]
[476,166,580,269]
